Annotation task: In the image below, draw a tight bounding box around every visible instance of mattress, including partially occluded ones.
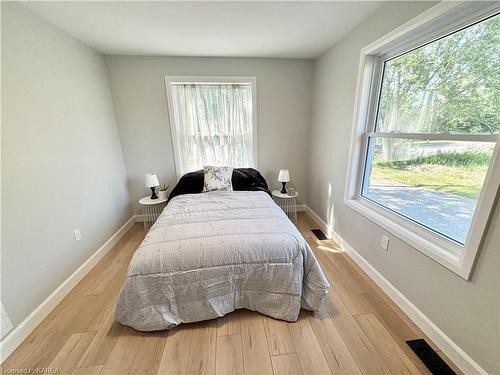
[115,190,330,331]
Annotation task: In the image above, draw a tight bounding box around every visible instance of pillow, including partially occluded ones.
[168,168,271,202]
[203,166,234,192]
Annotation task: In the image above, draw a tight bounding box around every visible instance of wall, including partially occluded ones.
[308,2,499,374]
[105,56,314,212]
[1,3,131,330]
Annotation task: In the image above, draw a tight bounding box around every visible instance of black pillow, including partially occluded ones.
[168,168,271,202]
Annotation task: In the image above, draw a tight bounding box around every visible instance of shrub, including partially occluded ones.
[376,151,491,169]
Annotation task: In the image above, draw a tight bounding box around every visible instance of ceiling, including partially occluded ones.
[22,1,383,59]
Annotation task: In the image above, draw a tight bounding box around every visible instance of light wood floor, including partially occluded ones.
[2,212,461,375]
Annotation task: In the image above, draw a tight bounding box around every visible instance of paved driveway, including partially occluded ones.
[365,185,476,244]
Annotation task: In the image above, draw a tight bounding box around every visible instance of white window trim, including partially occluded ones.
[345,2,500,280]
[164,76,258,179]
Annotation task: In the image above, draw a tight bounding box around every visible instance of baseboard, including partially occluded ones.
[0,216,136,363]
[304,205,334,238]
[304,205,488,375]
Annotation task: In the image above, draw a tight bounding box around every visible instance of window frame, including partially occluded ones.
[165,76,258,179]
[345,2,500,279]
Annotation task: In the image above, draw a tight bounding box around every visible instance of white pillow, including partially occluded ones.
[203,166,234,192]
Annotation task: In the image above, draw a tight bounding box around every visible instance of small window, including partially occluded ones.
[346,3,500,278]
[165,77,257,177]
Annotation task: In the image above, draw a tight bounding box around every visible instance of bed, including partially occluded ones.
[115,169,330,331]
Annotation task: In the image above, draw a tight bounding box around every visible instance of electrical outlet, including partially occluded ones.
[73,229,82,242]
[380,235,389,251]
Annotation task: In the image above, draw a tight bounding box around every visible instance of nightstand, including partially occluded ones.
[272,190,299,222]
[139,196,168,232]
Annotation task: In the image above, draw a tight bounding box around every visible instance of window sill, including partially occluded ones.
[345,196,468,277]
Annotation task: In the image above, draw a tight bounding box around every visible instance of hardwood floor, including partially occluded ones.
[2,212,461,375]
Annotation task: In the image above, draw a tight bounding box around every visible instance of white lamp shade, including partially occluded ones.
[278,169,290,183]
[145,174,159,188]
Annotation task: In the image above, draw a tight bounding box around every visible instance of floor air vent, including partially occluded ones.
[406,339,456,375]
[311,229,328,240]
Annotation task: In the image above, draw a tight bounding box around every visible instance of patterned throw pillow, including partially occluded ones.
[203,166,234,192]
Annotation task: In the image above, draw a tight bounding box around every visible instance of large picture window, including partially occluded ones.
[346,3,500,278]
[165,77,257,177]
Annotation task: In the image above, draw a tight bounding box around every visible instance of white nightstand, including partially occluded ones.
[272,190,299,222]
[139,196,168,232]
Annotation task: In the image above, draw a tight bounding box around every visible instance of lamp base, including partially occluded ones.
[280,182,287,194]
[150,187,158,199]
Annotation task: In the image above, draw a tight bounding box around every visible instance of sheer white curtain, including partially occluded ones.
[170,83,255,176]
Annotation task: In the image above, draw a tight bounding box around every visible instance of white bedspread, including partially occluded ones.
[115,191,330,331]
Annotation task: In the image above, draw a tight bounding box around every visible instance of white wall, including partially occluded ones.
[105,56,314,212]
[308,2,500,374]
[1,3,131,330]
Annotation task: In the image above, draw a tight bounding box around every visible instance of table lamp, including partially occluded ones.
[145,174,160,199]
[278,169,290,194]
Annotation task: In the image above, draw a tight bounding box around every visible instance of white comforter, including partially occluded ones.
[115,191,330,331]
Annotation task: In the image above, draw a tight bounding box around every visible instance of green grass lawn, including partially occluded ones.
[370,151,491,200]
